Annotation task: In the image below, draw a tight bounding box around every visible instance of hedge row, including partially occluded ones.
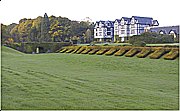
[114,47,130,56]
[81,49,92,54]
[76,47,86,54]
[105,48,119,56]
[60,48,68,53]
[149,49,170,59]
[89,49,99,55]
[71,46,81,53]
[136,48,153,58]
[96,49,109,55]
[125,48,142,57]
[164,49,179,60]
[58,46,179,60]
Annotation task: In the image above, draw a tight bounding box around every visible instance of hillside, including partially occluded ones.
[1,46,24,56]
[1,46,179,110]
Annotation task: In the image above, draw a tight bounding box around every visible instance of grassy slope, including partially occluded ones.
[1,46,179,110]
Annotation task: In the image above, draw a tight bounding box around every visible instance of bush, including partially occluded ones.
[164,49,179,60]
[96,49,109,55]
[129,32,174,45]
[89,49,99,55]
[70,46,81,53]
[133,41,146,47]
[125,48,141,57]
[149,49,170,59]
[136,48,153,58]
[114,47,130,56]
[105,48,119,56]
[81,49,92,54]
[76,47,86,54]
[59,48,68,53]
[66,48,74,53]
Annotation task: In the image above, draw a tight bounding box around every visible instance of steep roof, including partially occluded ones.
[120,17,131,25]
[150,25,179,34]
[132,16,153,25]
[115,19,121,23]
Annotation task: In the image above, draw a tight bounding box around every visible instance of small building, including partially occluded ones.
[149,25,179,39]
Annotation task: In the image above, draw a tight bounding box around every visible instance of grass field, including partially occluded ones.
[1,46,179,110]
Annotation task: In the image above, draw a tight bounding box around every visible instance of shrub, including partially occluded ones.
[76,47,86,54]
[60,48,68,53]
[149,49,170,59]
[114,47,130,56]
[89,49,99,55]
[136,48,153,58]
[96,49,109,55]
[133,41,146,47]
[66,48,74,53]
[71,46,81,53]
[125,48,142,57]
[81,49,92,54]
[105,48,119,56]
[164,49,179,60]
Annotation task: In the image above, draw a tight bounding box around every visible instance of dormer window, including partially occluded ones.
[131,18,135,24]
[121,19,124,25]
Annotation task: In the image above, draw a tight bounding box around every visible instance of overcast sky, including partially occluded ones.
[0,0,180,26]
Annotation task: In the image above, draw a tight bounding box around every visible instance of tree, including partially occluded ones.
[84,29,92,43]
[40,13,51,42]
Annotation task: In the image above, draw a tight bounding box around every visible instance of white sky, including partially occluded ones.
[0,0,180,26]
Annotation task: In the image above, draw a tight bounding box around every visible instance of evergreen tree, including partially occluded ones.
[40,13,51,42]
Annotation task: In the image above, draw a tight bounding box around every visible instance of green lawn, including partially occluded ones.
[1,46,179,110]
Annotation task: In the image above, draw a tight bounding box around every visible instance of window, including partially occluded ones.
[99,32,102,36]
[121,25,125,29]
[96,33,98,36]
[107,28,111,31]
[115,31,118,35]
[131,24,135,28]
[131,29,135,34]
[99,28,102,31]
[121,30,125,34]
[107,32,111,35]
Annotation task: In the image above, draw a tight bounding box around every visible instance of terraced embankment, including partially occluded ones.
[59,45,179,60]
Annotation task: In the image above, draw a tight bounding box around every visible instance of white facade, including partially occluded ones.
[94,21,114,41]
[94,16,159,42]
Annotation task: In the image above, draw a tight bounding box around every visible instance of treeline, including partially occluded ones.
[1,13,94,44]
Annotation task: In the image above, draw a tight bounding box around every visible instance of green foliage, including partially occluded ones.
[71,46,82,53]
[88,49,99,55]
[60,48,68,53]
[41,13,51,42]
[76,47,86,54]
[66,49,74,53]
[114,47,130,56]
[164,49,179,60]
[129,32,174,45]
[149,49,170,59]
[125,48,142,57]
[133,41,146,47]
[104,48,118,55]
[136,48,153,58]
[81,49,92,54]
[2,14,94,43]
[96,49,109,55]
[7,42,71,53]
